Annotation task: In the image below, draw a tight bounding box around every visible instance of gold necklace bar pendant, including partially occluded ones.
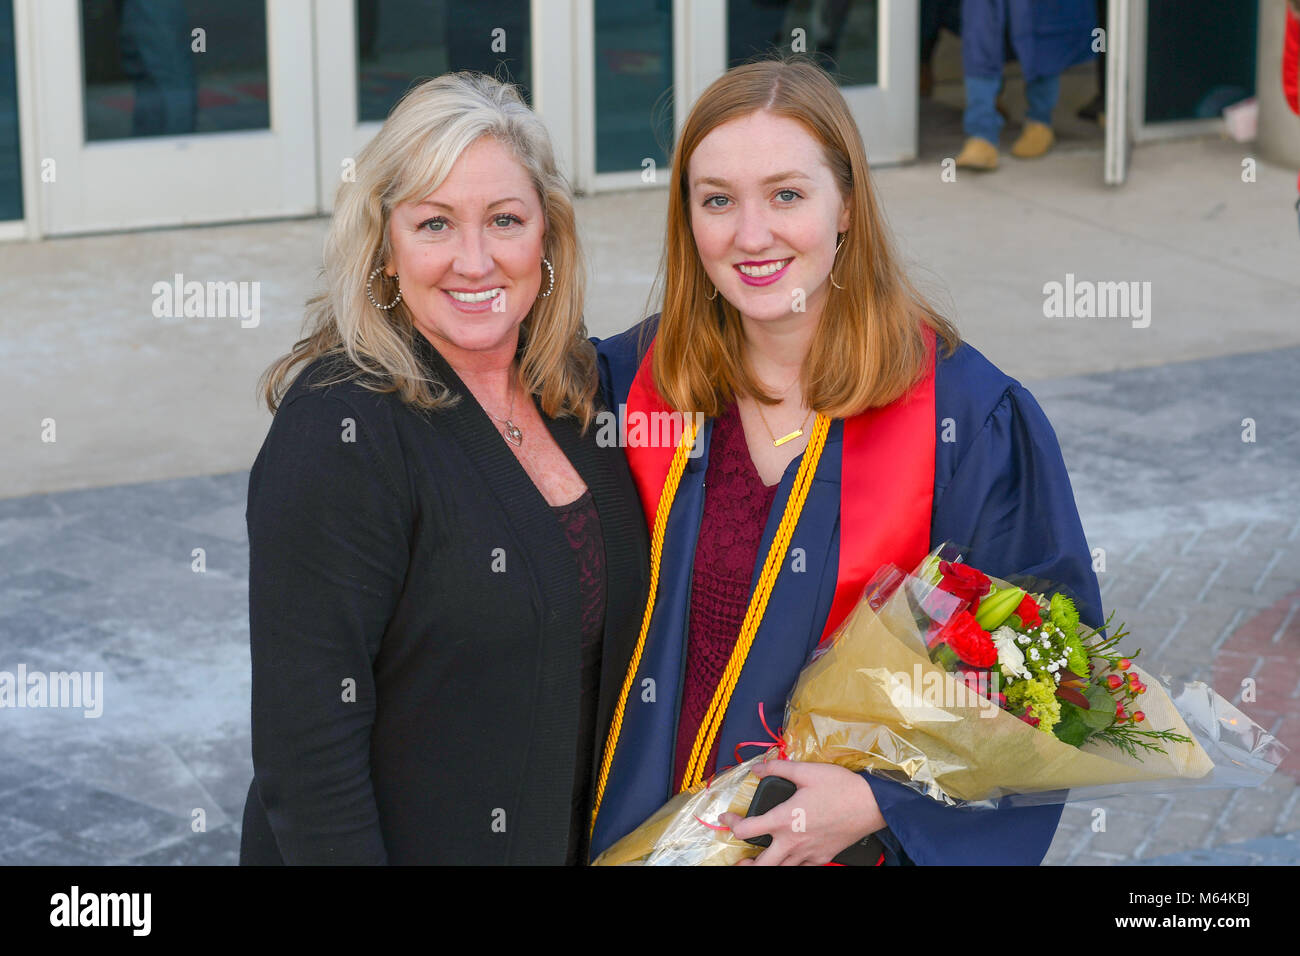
[772,429,804,447]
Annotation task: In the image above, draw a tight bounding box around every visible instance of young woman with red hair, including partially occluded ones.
[589,57,1104,866]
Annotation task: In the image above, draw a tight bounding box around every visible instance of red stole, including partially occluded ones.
[623,326,937,643]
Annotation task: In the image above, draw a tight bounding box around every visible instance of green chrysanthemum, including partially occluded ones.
[1049,593,1079,634]
[1063,631,1089,676]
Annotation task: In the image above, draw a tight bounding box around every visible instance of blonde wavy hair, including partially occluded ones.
[651,57,962,418]
[259,72,596,428]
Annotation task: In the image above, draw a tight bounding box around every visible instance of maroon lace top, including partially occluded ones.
[553,489,606,865]
[672,401,779,789]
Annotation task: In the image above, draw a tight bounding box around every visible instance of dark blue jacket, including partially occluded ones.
[589,317,1104,865]
[962,0,1097,82]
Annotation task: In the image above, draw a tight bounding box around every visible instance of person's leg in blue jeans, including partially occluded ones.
[956,0,1006,169]
[963,74,1003,144]
[1025,73,1061,127]
[956,73,1002,169]
[1012,72,1060,158]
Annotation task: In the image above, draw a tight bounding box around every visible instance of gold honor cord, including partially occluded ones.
[679,413,830,791]
[589,416,701,838]
[589,413,831,840]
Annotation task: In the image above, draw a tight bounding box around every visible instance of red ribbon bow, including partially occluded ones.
[732,701,789,765]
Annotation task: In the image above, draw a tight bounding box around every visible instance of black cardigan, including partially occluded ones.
[239,332,649,864]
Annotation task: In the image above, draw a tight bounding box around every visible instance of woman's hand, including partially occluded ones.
[717,759,885,866]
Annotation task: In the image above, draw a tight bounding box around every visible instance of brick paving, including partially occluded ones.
[0,346,1295,865]
[1035,345,1299,866]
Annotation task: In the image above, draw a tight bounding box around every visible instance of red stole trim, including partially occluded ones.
[623,344,681,531]
[624,327,937,646]
[824,328,937,641]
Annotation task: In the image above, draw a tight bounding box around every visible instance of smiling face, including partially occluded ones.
[386,135,545,367]
[688,111,850,329]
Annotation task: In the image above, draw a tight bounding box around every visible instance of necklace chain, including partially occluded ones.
[752,398,812,448]
[749,362,810,446]
[750,358,809,446]
[481,378,523,446]
[485,382,516,424]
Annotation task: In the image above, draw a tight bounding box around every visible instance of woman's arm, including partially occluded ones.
[866,381,1102,865]
[246,389,412,864]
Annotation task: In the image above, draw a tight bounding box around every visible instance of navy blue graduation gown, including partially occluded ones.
[589,317,1105,865]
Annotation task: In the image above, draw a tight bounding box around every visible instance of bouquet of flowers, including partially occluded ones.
[911,553,1197,760]
[592,543,1284,866]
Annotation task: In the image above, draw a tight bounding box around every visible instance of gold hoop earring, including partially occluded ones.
[705,281,717,301]
[829,234,846,291]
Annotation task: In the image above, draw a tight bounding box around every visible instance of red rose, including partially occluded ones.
[1015,594,1042,629]
[936,560,991,612]
[938,610,998,668]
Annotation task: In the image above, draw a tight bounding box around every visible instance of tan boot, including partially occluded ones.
[954,136,999,171]
[1011,121,1055,158]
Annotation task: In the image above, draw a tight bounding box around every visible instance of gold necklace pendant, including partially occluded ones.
[754,400,813,448]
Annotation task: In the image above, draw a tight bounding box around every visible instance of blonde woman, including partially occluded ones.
[240,73,648,865]
[590,58,1103,865]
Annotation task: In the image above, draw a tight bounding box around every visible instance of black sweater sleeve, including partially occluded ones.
[245,387,411,864]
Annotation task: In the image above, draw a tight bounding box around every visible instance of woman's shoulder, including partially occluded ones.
[252,356,416,512]
[591,314,661,409]
[933,337,1024,421]
[929,336,1067,474]
[265,354,415,475]
[929,334,1079,512]
[592,314,660,365]
[278,352,407,423]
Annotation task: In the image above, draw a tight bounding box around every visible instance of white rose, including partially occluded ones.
[992,626,1031,679]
